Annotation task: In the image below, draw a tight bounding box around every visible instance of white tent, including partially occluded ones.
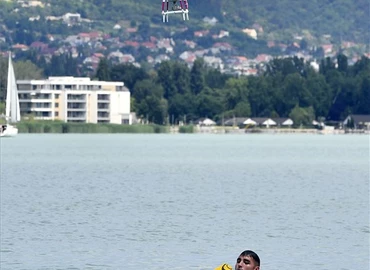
[262,119,277,128]
[281,118,293,126]
[243,118,257,125]
[199,118,216,126]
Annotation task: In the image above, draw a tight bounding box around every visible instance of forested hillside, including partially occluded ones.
[0,0,369,44]
[0,0,370,43]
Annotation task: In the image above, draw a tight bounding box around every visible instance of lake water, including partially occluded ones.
[0,134,369,270]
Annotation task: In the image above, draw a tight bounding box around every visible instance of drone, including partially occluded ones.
[162,0,189,22]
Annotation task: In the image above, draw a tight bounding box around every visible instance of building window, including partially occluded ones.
[55,112,59,117]
[55,102,59,108]
[55,94,59,99]
[98,94,110,100]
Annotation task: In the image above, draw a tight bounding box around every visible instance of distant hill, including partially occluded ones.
[26,1,370,41]
[0,0,369,45]
[203,0,370,43]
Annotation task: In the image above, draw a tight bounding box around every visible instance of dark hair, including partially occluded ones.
[239,250,260,266]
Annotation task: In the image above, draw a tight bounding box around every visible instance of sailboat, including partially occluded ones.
[0,52,20,137]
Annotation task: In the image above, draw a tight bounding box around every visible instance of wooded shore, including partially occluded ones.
[4,121,368,134]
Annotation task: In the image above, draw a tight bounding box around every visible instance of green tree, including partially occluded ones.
[266,57,301,77]
[356,75,370,114]
[14,60,43,79]
[133,79,166,124]
[190,58,205,95]
[110,63,149,92]
[0,102,5,115]
[234,101,251,117]
[281,73,312,113]
[141,96,168,124]
[223,77,249,111]
[172,62,191,95]
[305,70,331,118]
[289,105,315,127]
[204,68,231,89]
[168,93,196,124]
[325,69,349,120]
[95,58,111,81]
[0,56,43,101]
[137,19,151,37]
[46,54,65,76]
[157,61,177,99]
[337,54,348,73]
[320,57,336,75]
[196,87,224,119]
[350,56,370,114]
[248,76,274,116]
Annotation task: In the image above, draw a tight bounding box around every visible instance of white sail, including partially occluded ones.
[5,53,21,123]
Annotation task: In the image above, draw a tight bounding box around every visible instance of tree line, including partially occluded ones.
[0,54,369,126]
[94,55,370,126]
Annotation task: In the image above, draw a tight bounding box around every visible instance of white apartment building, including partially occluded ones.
[17,76,131,124]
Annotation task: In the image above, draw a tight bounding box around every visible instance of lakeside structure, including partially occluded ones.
[16,76,131,124]
[194,116,370,134]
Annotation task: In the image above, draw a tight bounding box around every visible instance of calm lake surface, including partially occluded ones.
[0,134,369,270]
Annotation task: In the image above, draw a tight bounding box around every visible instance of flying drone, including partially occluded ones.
[162,0,189,22]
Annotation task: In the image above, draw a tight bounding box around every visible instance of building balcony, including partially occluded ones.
[67,108,86,111]
[97,108,110,112]
[34,116,54,120]
[68,119,87,123]
[67,116,86,121]
[30,107,53,112]
[20,98,52,103]
[97,117,110,121]
[31,111,53,118]
[67,99,86,102]
[67,111,86,119]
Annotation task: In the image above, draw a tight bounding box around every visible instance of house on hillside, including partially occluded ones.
[203,56,224,71]
[62,13,81,25]
[203,17,218,25]
[242,28,257,40]
[30,41,49,52]
[21,1,45,8]
[12,43,29,51]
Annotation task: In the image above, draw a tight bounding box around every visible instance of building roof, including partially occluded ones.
[250,117,276,125]
[272,117,294,125]
[223,117,248,126]
[344,114,370,124]
[17,76,124,87]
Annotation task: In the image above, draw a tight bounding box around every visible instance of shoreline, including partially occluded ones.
[194,126,370,135]
[3,121,369,134]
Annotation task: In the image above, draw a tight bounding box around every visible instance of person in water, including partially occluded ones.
[235,250,260,270]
